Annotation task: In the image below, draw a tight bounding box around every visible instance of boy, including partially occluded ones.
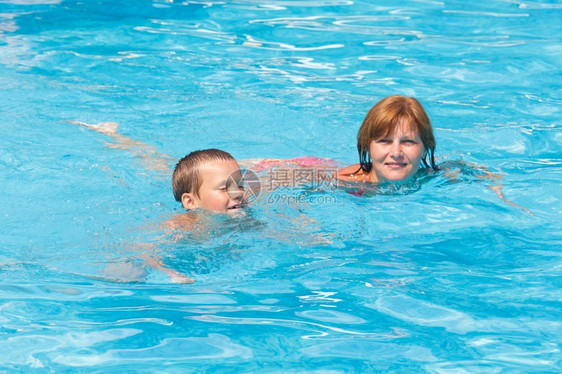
[172,149,247,214]
[69,121,249,215]
[69,121,250,283]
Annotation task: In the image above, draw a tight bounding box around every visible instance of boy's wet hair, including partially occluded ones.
[357,95,437,172]
[172,149,236,201]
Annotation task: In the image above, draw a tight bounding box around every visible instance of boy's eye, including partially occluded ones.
[377,139,391,144]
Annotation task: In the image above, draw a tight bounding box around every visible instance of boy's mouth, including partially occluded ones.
[228,203,245,210]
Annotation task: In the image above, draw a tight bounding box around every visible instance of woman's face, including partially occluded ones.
[368,118,425,182]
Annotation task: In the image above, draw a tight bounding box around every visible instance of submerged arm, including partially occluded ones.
[468,163,534,216]
[481,175,534,216]
[442,161,533,215]
[144,253,195,284]
[133,242,194,284]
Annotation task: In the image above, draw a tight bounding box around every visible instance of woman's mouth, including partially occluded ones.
[385,162,407,169]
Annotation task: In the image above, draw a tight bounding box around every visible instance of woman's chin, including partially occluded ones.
[377,168,419,183]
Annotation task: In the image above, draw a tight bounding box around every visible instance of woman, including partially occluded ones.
[337,95,437,183]
[336,95,531,214]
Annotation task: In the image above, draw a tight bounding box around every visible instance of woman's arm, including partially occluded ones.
[478,173,534,216]
[445,161,534,216]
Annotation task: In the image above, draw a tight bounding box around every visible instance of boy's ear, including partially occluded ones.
[181,193,198,210]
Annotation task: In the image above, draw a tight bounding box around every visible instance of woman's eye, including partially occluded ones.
[378,139,391,144]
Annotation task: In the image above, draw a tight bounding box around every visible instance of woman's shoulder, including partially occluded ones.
[336,163,370,182]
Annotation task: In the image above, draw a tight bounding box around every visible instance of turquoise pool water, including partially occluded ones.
[1,0,561,371]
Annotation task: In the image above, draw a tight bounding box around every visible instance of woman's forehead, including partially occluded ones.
[377,117,419,137]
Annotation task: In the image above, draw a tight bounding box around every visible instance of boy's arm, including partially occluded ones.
[144,254,194,284]
[136,242,194,284]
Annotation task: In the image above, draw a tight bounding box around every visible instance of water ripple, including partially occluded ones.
[442,10,529,17]
[188,314,401,339]
[301,339,438,362]
[368,294,477,334]
[1,328,142,368]
[52,334,252,366]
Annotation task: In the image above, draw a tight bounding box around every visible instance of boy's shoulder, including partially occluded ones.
[162,213,197,232]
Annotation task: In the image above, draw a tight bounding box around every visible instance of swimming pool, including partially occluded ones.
[1,0,561,371]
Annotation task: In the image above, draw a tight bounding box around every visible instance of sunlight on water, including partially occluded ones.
[0,0,561,372]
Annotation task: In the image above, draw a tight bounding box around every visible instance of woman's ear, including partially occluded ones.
[181,193,198,210]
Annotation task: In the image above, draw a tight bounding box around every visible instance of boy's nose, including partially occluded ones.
[228,187,244,201]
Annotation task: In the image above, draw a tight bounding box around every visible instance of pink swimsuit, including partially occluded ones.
[248,156,341,171]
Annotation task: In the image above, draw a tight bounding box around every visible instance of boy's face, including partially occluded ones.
[187,159,246,214]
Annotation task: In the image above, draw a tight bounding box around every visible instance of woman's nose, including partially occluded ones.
[390,141,403,157]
